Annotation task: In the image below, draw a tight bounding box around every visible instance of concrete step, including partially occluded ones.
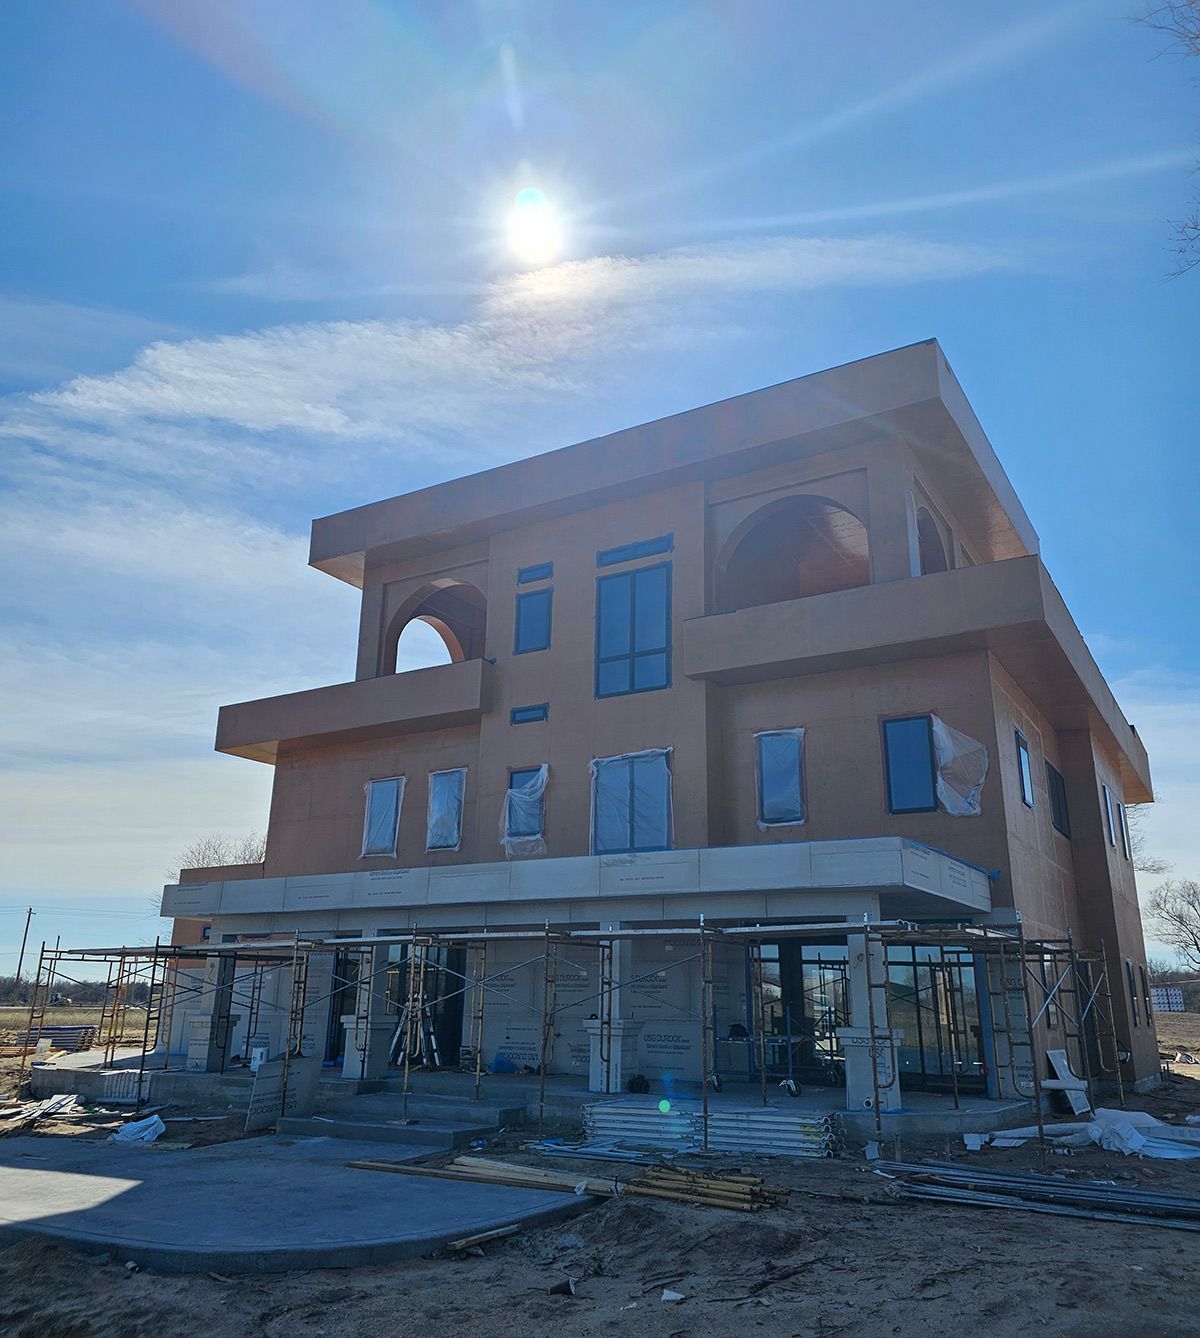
[277,1115,495,1148]
[316,1090,526,1128]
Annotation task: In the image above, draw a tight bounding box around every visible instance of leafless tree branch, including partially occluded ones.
[1146,879,1200,969]
[1138,2,1200,273]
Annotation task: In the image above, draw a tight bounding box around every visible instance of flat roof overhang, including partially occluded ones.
[161,837,993,923]
[681,554,1152,803]
[215,658,490,763]
[308,340,1038,586]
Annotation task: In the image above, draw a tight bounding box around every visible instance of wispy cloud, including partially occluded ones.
[26,234,1005,449]
[675,151,1197,237]
[0,296,186,389]
[0,229,1010,925]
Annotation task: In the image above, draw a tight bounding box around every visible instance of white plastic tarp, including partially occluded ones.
[754,728,805,829]
[964,1108,1200,1159]
[361,776,404,856]
[426,768,465,851]
[108,1114,166,1144]
[499,764,548,857]
[931,716,989,817]
[589,749,672,855]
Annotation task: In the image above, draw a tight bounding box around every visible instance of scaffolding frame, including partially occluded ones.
[18,918,1131,1152]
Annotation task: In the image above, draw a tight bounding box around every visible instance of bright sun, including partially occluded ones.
[506,186,562,266]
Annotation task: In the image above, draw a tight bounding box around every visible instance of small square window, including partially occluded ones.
[882,716,937,814]
[1015,731,1034,808]
[510,702,549,725]
[514,588,552,654]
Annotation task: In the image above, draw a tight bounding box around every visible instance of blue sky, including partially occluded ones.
[1,0,1197,969]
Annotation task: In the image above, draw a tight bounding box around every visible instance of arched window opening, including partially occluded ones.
[715,495,870,614]
[916,507,949,576]
[395,618,455,670]
[385,581,487,674]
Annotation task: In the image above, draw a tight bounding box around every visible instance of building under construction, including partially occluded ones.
[30,342,1161,1140]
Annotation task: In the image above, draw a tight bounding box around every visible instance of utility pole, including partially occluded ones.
[12,907,33,1005]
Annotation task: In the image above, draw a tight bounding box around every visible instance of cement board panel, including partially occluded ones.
[217,878,287,915]
[161,883,221,917]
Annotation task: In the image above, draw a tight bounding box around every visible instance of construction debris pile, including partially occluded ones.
[964,1107,1200,1160]
[880,1159,1200,1232]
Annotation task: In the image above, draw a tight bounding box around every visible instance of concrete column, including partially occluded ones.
[839,932,903,1113]
[982,953,1034,1099]
[185,952,242,1072]
[341,945,395,1082]
[582,923,641,1093]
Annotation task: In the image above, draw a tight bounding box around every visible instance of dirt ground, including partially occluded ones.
[4,1076,1200,1337]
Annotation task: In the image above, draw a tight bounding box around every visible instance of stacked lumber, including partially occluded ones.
[625,1166,790,1212]
[348,1154,619,1197]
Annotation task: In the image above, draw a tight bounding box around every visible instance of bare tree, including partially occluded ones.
[1125,802,1173,875]
[1139,1,1200,273]
[167,831,267,883]
[1146,879,1200,968]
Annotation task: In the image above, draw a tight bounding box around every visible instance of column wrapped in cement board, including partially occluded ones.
[753,727,806,831]
[588,748,672,855]
[931,716,988,816]
[499,763,549,857]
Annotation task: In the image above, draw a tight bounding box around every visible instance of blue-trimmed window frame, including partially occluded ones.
[594,561,672,699]
[514,587,553,655]
[590,752,672,854]
[517,561,553,585]
[1015,730,1035,808]
[596,533,674,568]
[510,703,549,725]
[881,715,938,814]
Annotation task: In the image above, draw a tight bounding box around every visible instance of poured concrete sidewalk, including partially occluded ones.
[0,1134,590,1274]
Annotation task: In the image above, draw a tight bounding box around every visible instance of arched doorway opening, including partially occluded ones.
[383,581,488,672]
[714,495,871,613]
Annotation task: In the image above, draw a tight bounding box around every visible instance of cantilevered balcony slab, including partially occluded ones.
[161,836,992,924]
[215,659,491,763]
[682,555,1151,802]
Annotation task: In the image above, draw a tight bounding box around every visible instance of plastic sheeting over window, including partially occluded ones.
[499,764,548,857]
[755,728,805,829]
[931,716,989,817]
[362,776,404,856]
[426,768,466,852]
[590,748,672,855]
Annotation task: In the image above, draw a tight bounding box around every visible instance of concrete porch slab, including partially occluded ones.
[0,1134,592,1274]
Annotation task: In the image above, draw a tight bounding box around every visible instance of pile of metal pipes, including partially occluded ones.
[879,1159,1200,1232]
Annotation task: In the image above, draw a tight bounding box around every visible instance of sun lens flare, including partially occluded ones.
[505,186,562,266]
